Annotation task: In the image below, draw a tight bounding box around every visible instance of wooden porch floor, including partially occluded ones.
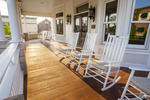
[26,43,104,100]
[25,42,148,100]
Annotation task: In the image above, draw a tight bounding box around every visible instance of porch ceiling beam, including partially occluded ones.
[22,11,52,17]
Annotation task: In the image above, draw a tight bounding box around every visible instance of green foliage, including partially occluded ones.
[133,9,141,20]
[3,23,11,35]
[130,23,136,40]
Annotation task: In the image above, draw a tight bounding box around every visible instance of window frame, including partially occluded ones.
[56,16,64,35]
[102,0,120,42]
[128,0,150,49]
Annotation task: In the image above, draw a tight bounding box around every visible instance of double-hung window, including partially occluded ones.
[56,12,64,35]
[103,0,118,41]
[129,0,150,48]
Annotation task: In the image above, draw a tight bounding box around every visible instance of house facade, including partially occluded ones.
[38,19,51,33]
[1,15,38,34]
[0,0,150,67]
[46,0,150,67]
[0,0,150,99]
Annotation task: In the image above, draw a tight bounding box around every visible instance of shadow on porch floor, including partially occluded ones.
[24,40,148,100]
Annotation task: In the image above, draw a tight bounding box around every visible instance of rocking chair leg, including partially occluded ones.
[76,62,81,71]
[103,66,111,88]
[101,76,121,91]
[84,64,90,77]
[113,69,119,82]
[76,55,83,71]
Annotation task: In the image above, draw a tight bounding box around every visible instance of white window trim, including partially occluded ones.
[56,16,65,36]
[127,0,150,49]
[102,0,120,42]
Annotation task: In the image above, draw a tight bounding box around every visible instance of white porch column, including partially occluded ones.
[0,13,6,41]
[23,16,27,33]
[7,0,22,42]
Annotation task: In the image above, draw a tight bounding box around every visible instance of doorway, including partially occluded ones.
[74,12,88,47]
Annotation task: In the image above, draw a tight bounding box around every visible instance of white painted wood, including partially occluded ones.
[7,0,22,42]
[120,66,150,100]
[0,12,6,41]
[57,32,79,58]
[0,43,18,82]
[23,16,27,33]
[84,34,129,91]
[82,33,98,53]
[69,33,97,71]
[148,73,150,79]
[0,43,23,99]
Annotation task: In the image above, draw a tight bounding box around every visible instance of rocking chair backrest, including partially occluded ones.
[67,32,79,50]
[82,33,97,53]
[51,33,56,40]
[102,34,129,67]
[47,31,51,39]
[42,31,46,40]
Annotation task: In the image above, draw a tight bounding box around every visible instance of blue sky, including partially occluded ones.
[135,0,150,8]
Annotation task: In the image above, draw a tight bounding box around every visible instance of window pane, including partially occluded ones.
[104,23,116,41]
[74,17,80,32]
[129,23,148,45]
[105,0,118,22]
[81,16,88,32]
[133,0,150,21]
[56,19,63,34]
[76,3,89,13]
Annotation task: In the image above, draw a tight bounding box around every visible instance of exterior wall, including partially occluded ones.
[38,19,51,33]
[51,0,150,68]
[52,3,66,43]
[22,17,37,33]
[94,0,150,68]
[1,16,37,34]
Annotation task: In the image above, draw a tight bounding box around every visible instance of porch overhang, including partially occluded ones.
[21,0,55,17]
[22,11,52,17]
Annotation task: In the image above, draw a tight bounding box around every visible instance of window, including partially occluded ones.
[56,12,64,35]
[141,13,148,19]
[76,3,89,13]
[129,0,150,47]
[103,0,118,41]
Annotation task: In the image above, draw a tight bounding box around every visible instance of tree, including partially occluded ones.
[3,23,11,35]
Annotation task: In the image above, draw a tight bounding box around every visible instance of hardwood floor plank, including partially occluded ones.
[26,43,104,100]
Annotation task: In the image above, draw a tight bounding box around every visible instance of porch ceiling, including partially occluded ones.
[21,0,55,17]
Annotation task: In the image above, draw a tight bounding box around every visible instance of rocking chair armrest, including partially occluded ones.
[92,54,103,58]
[75,47,82,49]
[80,50,93,53]
[129,65,150,72]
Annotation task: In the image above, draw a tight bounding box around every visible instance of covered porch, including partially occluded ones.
[0,0,150,100]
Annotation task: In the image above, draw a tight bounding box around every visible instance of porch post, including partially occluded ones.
[0,12,6,41]
[23,16,27,33]
[7,0,22,42]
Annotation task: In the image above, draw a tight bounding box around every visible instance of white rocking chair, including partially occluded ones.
[84,34,129,91]
[42,31,50,40]
[119,65,150,100]
[57,32,79,59]
[68,33,97,71]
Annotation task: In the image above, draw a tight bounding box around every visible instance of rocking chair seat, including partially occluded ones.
[131,77,150,95]
[72,51,90,58]
[89,60,119,73]
[58,47,72,53]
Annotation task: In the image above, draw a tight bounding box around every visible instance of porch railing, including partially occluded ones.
[0,43,24,99]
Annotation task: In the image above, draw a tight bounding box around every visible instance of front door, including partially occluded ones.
[74,12,88,47]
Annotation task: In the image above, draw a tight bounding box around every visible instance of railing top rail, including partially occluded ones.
[0,43,19,83]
